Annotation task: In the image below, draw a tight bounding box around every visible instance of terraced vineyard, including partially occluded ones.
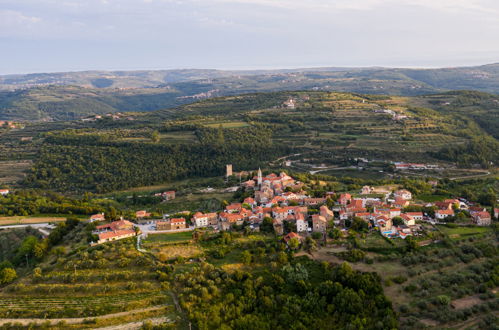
[0,239,173,319]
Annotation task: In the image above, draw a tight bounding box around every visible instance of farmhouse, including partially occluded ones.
[136,210,151,218]
[296,213,308,232]
[394,189,412,200]
[97,229,136,244]
[89,213,105,222]
[96,219,134,232]
[471,211,491,226]
[312,215,327,233]
[435,209,454,220]
[170,218,187,230]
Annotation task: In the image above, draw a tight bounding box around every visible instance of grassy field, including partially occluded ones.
[437,225,492,239]
[145,231,193,243]
[0,216,69,226]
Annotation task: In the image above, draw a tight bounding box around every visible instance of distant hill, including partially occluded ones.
[2,63,499,121]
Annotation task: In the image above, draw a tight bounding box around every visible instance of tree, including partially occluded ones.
[261,217,274,233]
[0,268,17,284]
[150,130,160,143]
[304,237,317,254]
[328,228,341,240]
[350,217,368,232]
[392,217,404,226]
[288,237,300,250]
[241,251,252,264]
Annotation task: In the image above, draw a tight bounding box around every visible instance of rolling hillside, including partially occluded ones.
[3,90,494,193]
[1,63,499,121]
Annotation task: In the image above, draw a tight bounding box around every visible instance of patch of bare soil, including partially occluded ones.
[451,295,482,310]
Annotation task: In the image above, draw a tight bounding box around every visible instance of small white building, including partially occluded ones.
[0,189,9,196]
[192,212,209,228]
[435,209,454,220]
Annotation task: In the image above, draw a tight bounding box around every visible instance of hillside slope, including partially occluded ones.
[12,90,497,193]
[2,64,499,121]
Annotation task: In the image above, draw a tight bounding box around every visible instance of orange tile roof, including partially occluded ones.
[98,229,135,240]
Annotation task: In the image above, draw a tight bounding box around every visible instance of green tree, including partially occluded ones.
[150,130,160,143]
[0,268,17,284]
[288,237,300,250]
[241,250,252,264]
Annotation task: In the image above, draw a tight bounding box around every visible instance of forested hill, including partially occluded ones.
[12,90,498,193]
[2,63,499,121]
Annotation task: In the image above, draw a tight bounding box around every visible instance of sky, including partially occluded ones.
[1,0,499,74]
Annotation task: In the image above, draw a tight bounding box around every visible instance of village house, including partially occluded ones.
[394,189,412,200]
[156,220,172,231]
[471,211,491,226]
[94,219,136,244]
[225,203,242,213]
[296,213,308,232]
[243,197,256,207]
[193,212,209,228]
[312,215,327,233]
[361,186,373,194]
[136,210,151,219]
[303,198,327,206]
[283,232,302,245]
[273,219,284,235]
[393,197,410,208]
[339,193,352,205]
[164,191,176,200]
[405,212,423,221]
[400,214,415,226]
[0,189,9,196]
[355,212,372,221]
[96,230,136,244]
[495,208,499,220]
[96,219,134,232]
[89,213,105,222]
[170,218,187,230]
[435,209,454,220]
[435,201,454,210]
[320,205,334,221]
[206,213,219,227]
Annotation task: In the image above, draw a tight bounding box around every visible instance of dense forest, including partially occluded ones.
[25,126,289,193]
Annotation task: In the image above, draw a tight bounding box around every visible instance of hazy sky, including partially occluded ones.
[1,0,499,74]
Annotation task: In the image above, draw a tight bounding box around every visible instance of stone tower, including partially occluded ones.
[226,164,233,178]
[257,167,262,187]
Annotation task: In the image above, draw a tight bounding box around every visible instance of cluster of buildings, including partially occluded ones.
[93,219,136,244]
[88,169,497,245]
[0,121,19,129]
[153,190,176,201]
[81,113,135,122]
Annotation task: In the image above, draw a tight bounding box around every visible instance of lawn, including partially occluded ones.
[437,225,492,239]
[145,231,193,243]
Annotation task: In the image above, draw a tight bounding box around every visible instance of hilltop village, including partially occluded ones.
[91,169,496,245]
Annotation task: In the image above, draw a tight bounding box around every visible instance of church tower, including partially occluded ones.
[257,167,263,187]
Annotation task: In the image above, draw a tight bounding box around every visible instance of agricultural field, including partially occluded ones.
[0,160,31,185]
[0,216,68,226]
[0,238,180,328]
[304,224,498,329]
